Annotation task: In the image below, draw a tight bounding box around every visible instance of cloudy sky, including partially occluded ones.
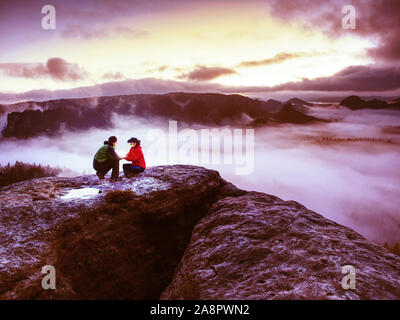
[0,0,399,103]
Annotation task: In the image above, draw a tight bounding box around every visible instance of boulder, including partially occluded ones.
[340,96,390,110]
[161,192,400,300]
[0,165,245,299]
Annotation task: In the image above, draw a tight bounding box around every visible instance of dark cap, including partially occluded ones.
[108,136,117,144]
[127,137,140,145]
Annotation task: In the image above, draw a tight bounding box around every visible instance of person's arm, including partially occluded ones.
[107,145,123,160]
[125,148,134,161]
[127,148,142,162]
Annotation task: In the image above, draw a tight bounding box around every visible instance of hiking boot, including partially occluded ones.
[96,172,105,179]
[110,177,122,183]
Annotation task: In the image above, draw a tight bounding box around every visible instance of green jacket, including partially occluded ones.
[94,142,121,163]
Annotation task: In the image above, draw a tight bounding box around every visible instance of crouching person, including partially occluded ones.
[123,137,146,178]
[93,136,123,182]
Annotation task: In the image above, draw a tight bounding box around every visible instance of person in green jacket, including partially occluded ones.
[93,136,123,182]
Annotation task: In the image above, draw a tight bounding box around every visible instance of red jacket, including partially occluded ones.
[125,146,146,169]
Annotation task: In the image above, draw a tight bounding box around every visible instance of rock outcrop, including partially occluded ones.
[0,165,399,300]
[0,165,245,299]
[340,95,400,110]
[285,98,313,106]
[251,103,325,126]
[161,192,400,300]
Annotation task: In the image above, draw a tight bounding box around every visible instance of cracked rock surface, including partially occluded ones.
[161,192,400,300]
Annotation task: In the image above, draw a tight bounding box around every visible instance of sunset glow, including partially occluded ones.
[0,0,398,102]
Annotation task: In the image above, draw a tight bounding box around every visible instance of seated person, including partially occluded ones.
[93,136,123,182]
[123,137,146,177]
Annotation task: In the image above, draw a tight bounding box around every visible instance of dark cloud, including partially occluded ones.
[367,28,400,62]
[0,63,47,78]
[266,0,400,61]
[271,65,400,92]
[0,58,86,81]
[180,66,237,81]
[353,0,400,62]
[238,52,307,67]
[46,58,85,80]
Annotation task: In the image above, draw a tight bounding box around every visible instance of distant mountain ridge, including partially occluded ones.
[284,98,313,107]
[318,95,400,103]
[340,95,400,110]
[251,102,325,126]
[3,92,398,139]
[1,93,324,139]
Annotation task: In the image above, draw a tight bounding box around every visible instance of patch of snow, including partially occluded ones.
[61,187,100,200]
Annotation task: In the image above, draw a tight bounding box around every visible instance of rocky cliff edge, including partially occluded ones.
[0,165,398,299]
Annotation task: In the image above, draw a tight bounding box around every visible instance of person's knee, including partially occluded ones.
[93,160,101,171]
[111,159,119,167]
[132,166,144,173]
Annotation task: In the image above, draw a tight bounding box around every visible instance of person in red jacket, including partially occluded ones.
[123,137,146,177]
